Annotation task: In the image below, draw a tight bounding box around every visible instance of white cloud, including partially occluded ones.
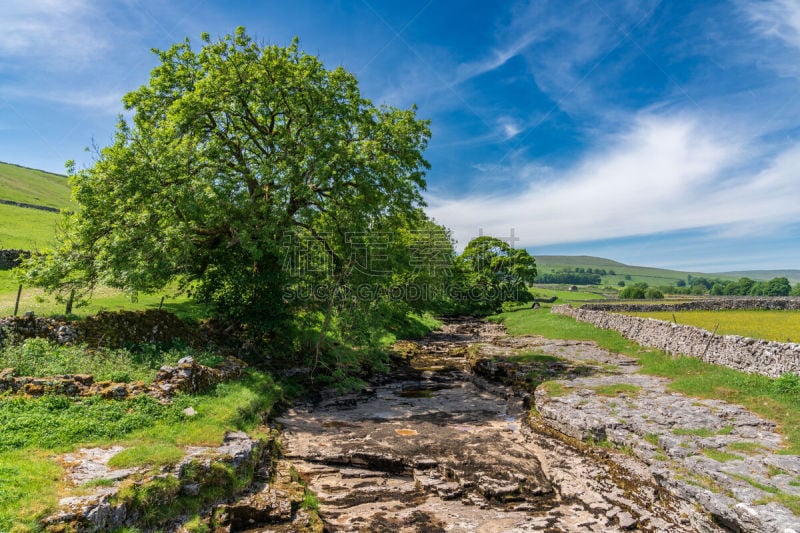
[428,112,800,250]
[743,0,800,49]
[0,0,110,67]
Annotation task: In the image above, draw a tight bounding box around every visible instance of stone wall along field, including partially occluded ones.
[551,304,800,378]
[0,249,30,270]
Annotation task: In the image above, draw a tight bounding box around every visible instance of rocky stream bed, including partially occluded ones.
[47,317,800,532]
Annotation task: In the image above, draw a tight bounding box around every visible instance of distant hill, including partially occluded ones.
[535,255,799,286]
[0,161,71,250]
[717,270,800,284]
[0,161,72,209]
[536,255,722,287]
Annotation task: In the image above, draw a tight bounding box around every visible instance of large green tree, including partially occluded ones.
[23,28,432,333]
[452,236,537,313]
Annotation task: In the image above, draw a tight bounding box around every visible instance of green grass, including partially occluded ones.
[0,449,61,532]
[701,448,744,462]
[538,380,572,397]
[727,441,768,454]
[0,203,60,250]
[529,286,607,304]
[503,352,563,364]
[672,427,716,438]
[0,161,72,209]
[492,307,800,454]
[627,310,800,343]
[0,270,201,319]
[0,338,212,382]
[0,370,283,530]
[107,444,185,468]
[592,383,642,397]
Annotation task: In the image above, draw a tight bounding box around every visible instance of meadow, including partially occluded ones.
[0,161,71,209]
[0,204,60,251]
[626,310,800,343]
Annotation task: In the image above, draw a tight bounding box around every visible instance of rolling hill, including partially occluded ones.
[0,161,71,209]
[0,161,71,250]
[535,255,800,286]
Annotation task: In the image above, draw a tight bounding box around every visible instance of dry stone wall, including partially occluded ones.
[551,304,800,377]
[0,249,30,269]
[582,297,800,312]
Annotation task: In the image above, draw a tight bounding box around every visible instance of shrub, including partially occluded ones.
[619,286,645,299]
[644,288,664,299]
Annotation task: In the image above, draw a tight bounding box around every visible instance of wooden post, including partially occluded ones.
[158,296,165,310]
[13,285,22,316]
[701,323,720,359]
[672,313,677,324]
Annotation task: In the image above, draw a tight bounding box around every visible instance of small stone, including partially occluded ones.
[617,511,637,529]
[183,407,197,417]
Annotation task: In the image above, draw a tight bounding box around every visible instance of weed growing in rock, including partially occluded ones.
[701,449,743,462]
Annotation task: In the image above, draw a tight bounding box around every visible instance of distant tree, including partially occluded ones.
[609,269,616,275]
[624,274,632,280]
[453,236,537,313]
[710,283,725,296]
[765,277,792,296]
[619,286,645,299]
[675,279,686,287]
[644,287,664,299]
[617,280,625,287]
[792,283,800,296]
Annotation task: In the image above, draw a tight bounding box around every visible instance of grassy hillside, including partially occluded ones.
[0,203,60,250]
[535,255,711,287]
[0,161,72,251]
[0,161,71,209]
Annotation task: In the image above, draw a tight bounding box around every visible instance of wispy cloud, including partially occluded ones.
[0,0,110,68]
[428,112,800,249]
[743,0,800,49]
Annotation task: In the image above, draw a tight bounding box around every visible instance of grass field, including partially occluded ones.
[0,271,202,320]
[0,161,71,208]
[0,203,60,250]
[626,310,800,343]
[491,307,800,455]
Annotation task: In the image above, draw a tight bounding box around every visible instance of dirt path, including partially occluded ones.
[276,318,710,532]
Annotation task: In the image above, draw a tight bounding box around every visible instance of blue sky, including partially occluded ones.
[1,0,799,272]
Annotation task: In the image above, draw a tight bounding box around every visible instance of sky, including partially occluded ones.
[1,0,800,272]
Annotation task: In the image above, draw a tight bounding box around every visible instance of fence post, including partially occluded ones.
[13,284,22,316]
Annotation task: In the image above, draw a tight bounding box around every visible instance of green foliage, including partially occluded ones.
[22,28,432,341]
[644,287,664,299]
[0,338,210,382]
[451,236,537,314]
[774,372,800,395]
[0,394,193,452]
[619,286,645,299]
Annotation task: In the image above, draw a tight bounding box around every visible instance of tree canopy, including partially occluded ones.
[452,236,537,313]
[22,28,437,335]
